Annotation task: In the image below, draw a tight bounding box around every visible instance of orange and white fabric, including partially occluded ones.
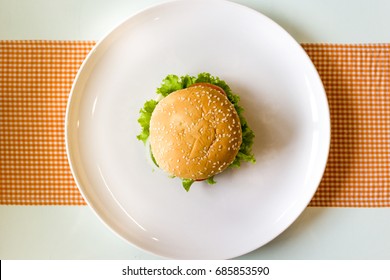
[303,44,390,207]
[1,41,389,206]
[0,41,94,205]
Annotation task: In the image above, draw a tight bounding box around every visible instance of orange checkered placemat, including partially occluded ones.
[1,41,94,205]
[304,44,390,207]
[1,41,389,206]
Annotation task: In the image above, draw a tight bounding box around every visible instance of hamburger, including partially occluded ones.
[137,73,255,191]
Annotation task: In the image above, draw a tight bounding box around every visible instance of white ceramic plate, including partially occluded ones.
[65,0,330,259]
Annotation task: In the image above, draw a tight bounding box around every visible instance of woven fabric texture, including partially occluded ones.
[1,41,389,206]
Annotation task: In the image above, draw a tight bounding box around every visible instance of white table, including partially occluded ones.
[1,0,390,259]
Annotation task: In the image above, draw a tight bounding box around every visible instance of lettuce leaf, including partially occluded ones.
[137,73,256,190]
[206,176,217,185]
[136,99,158,144]
[182,179,194,192]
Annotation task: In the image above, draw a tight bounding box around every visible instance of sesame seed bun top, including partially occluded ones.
[149,83,242,180]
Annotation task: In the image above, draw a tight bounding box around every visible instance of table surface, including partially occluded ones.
[1,0,390,260]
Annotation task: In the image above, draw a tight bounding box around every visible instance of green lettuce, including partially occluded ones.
[182,179,194,192]
[136,99,158,144]
[137,73,256,190]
